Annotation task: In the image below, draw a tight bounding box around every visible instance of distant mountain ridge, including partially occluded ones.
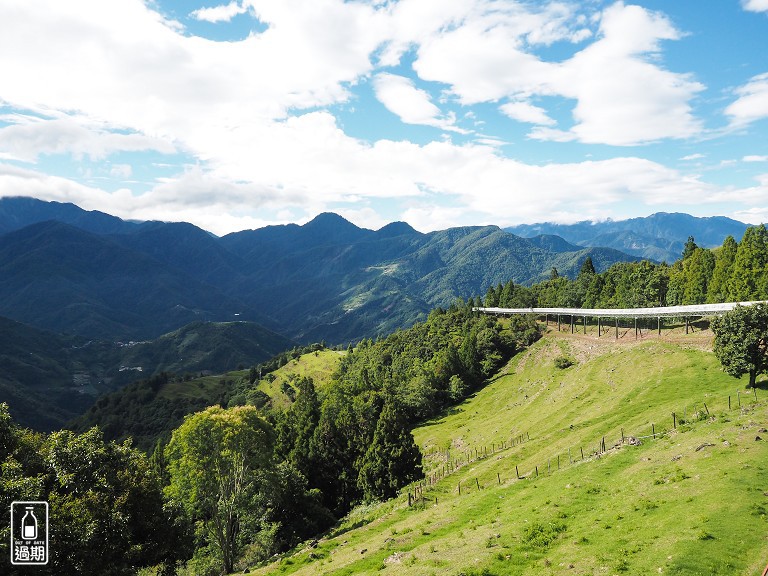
[505,212,750,263]
[0,315,294,430]
[0,197,639,344]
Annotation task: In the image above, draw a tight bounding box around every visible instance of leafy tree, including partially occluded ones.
[165,406,274,574]
[0,406,183,575]
[711,303,768,388]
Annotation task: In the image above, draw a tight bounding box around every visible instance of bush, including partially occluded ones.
[554,355,575,369]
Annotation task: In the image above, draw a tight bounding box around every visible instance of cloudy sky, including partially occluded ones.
[0,0,767,234]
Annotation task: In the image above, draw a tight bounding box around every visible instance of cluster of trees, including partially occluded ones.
[272,304,539,517]
[72,342,330,451]
[1,405,188,575]
[2,301,539,574]
[483,225,768,310]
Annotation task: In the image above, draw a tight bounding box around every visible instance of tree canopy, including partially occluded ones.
[711,303,768,388]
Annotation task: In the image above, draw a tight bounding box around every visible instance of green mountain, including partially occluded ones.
[0,316,294,430]
[221,217,636,343]
[0,198,638,344]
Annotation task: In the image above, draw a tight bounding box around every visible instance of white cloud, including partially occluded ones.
[372,73,466,133]
[0,0,759,234]
[499,101,555,126]
[743,155,768,162]
[742,0,768,13]
[680,153,705,161]
[0,115,176,163]
[726,73,768,127]
[190,1,247,23]
[547,3,703,145]
[413,1,703,145]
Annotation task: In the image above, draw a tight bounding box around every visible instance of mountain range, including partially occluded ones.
[0,196,755,429]
[505,212,749,263]
[0,197,640,344]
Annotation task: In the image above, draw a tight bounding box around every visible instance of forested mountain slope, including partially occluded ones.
[0,197,637,344]
[0,316,294,430]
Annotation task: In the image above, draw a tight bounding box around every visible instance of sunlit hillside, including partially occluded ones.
[252,329,768,576]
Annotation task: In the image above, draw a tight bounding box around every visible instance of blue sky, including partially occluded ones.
[0,0,767,234]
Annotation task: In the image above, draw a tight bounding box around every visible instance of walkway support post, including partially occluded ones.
[615,317,619,340]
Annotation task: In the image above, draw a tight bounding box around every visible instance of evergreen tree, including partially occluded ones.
[578,256,596,278]
[683,248,715,304]
[728,225,768,301]
[682,235,698,260]
[484,284,499,307]
[357,396,423,501]
[708,235,738,303]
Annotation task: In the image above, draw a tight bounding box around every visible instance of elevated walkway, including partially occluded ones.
[474,301,767,319]
[474,301,768,338]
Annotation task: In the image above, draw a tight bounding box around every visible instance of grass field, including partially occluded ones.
[251,328,768,576]
[256,349,345,408]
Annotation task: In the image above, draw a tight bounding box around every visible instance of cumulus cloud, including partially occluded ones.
[726,73,768,127]
[742,0,768,13]
[0,0,760,233]
[0,114,175,163]
[372,73,466,133]
[499,101,555,126]
[413,1,702,145]
[190,1,248,23]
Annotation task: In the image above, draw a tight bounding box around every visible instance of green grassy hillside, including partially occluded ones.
[255,348,345,409]
[251,331,768,576]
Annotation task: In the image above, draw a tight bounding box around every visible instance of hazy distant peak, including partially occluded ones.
[376,221,420,238]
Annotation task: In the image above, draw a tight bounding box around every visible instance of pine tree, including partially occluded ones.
[708,235,738,303]
[357,396,423,501]
[682,235,698,260]
[728,225,768,301]
[578,256,596,278]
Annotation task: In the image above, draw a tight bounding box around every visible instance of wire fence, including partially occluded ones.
[405,386,764,507]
